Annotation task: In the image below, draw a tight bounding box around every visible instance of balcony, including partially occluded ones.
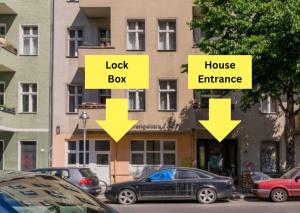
[77,103,107,130]
[0,39,18,72]
[79,0,110,18]
[78,46,116,68]
[0,2,17,15]
[0,108,16,132]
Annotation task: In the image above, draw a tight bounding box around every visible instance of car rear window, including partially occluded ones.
[79,168,94,178]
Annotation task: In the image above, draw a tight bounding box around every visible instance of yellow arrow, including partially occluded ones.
[96,99,138,142]
[199,98,240,142]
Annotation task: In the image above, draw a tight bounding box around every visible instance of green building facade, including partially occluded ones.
[0,0,52,170]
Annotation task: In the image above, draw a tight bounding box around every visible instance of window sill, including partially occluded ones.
[157,50,177,52]
[129,110,145,112]
[19,54,39,56]
[259,111,278,115]
[126,49,145,52]
[66,56,79,58]
[18,112,37,114]
[158,109,177,112]
[66,112,79,115]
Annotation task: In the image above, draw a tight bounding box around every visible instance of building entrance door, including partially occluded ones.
[197,139,237,179]
[89,140,111,185]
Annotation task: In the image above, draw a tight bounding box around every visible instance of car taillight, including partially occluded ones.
[80,177,93,186]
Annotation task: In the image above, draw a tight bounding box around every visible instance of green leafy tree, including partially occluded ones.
[191,0,300,170]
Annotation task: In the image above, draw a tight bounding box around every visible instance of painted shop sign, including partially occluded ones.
[133,123,180,131]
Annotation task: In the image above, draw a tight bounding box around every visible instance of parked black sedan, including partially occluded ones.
[105,167,234,205]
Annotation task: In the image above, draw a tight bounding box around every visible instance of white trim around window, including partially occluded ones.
[157,20,176,51]
[67,84,83,113]
[18,140,38,171]
[68,28,83,57]
[18,82,38,114]
[128,89,146,111]
[158,80,177,111]
[127,20,145,51]
[130,140,177,166]
[260,96,277,114]
[0,82,5,106]
[19,25,39,56]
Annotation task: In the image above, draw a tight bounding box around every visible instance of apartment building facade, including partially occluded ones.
[52,0,300,184]
[0,0,52,171]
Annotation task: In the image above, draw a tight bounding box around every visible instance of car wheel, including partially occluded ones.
[197,188,217,204]
[118,189,137,205]
[271,188,288,202]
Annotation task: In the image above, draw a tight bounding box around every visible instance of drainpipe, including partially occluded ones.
[48,0,54,167]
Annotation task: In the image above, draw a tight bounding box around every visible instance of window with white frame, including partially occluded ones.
[130,140,176,166]
[159,80,177,111]
[19,83,37,113]
[67,140,89,166]
[128,89,145,111]
[158,20,176,51]
[0,82,5,106]
[99,89,111,105]
[68,85,83,113]
[21,26,38,55]
[0,24,6,38]
[260,96,277,113]
[127,20,145,51]
[68,28,83,57]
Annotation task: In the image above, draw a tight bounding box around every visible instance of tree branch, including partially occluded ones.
[277,97,288,113]
[293,107,300,116]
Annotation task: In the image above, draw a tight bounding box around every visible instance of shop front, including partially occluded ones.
[197,139,238,179]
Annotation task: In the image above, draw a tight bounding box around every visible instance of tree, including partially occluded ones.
[191,0,300,170]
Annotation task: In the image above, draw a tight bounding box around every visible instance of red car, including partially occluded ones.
[254,167,300,202]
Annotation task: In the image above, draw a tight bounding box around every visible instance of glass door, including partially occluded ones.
[20,141,37,171]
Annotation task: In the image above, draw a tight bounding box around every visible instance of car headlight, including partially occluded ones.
[106,186,112,191]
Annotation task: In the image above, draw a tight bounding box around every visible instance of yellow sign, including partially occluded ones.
[199,99,241,142]
[96,99,138,142]
[85,55,149,89]
[188,55,252,89]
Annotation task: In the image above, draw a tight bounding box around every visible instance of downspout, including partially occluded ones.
[48,0,55,167]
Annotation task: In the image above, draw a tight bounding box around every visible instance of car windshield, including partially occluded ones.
[281,168,300,179]
[79,168,95,178]
[0,173,110,213]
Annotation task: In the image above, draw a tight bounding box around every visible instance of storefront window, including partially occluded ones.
[130,140,176,166]
[261,141,279,174]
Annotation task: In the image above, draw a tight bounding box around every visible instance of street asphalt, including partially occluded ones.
[106,198,300,213]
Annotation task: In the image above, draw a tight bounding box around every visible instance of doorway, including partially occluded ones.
[19,141,37,171]
[197,139,237,178]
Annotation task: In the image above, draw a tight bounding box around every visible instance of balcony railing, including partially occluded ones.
[0,39,18,72]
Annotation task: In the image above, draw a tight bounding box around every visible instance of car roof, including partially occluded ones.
[0,170,53,182]
[32,167,90,170]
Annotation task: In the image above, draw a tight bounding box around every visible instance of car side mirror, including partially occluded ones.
[295,176,300,182]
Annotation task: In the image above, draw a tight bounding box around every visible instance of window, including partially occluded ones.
[127,20,145,51]
[79,140,89,165]
[21,26,38,55]
[158,20,176,51]
[19,83,37,113]
[130,140,176,165]
[67,140,89,166]
[68,85,83,113]
[261,141,279,174]
[99,89,111,105]
[194,90,222,108]
[0,82,5,106]
[193,28,202,46]
[260,96,276,113]
[175,170,199,180]
[68,28,83,57]
[128,90,145,111]
[159,80,177,111]
[148,169,176,181]
[99,29,111,47]
[20,141,37,171]
[95,140,110,165]
[0,24,6,38]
